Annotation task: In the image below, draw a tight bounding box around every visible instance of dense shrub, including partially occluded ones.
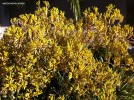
[0,1,134,100]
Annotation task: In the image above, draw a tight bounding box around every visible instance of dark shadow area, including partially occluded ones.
[0,0,128,26]
[126,0,134,26]
[0,0,37,26]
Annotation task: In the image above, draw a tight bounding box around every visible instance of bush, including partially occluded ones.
[0,1,134,100]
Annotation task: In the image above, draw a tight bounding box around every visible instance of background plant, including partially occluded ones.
[68,0,82,21]
[0,1,134,100]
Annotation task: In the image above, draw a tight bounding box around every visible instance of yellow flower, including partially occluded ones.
[48,94,55,100]
[69,72,72,80]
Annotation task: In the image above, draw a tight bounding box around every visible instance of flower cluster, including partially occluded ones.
[0,1,133,100]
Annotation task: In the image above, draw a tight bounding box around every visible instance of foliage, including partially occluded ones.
[68,0,81,21]
[0,1,134,100]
